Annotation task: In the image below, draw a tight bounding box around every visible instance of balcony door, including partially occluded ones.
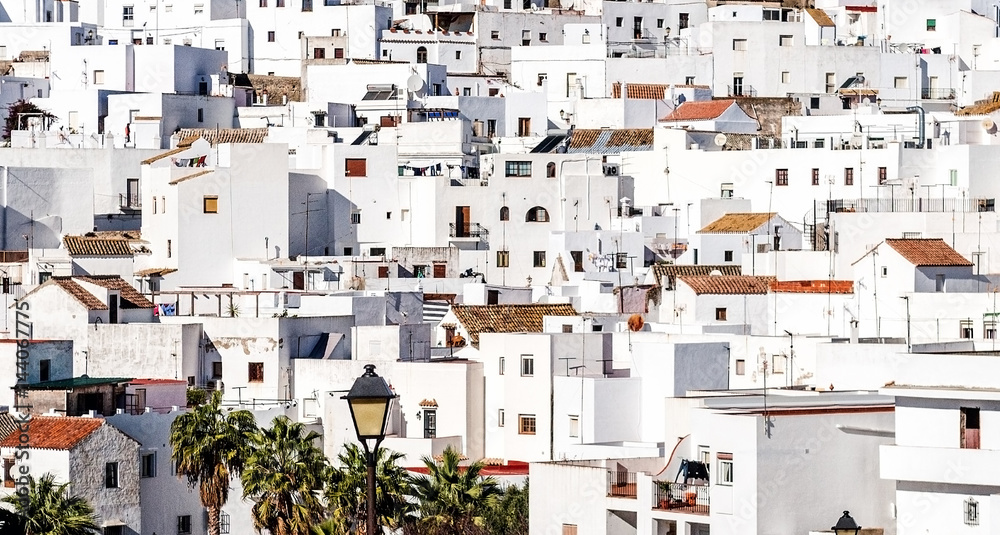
[455,206,470,237]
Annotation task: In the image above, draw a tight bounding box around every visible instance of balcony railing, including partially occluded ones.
[607,470,637,498]
[654,483,709,515]
[120,193,141,210]
[449,222,488,238]
[824,197,995,214]
[727,84,757,98]
[921,88,956,100]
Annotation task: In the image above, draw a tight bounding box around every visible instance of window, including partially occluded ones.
[423,409,437,438]
[248,362,264,382]
[39,359,51,382]
[775,169,788,186]
[141,452,156,478]
[825,72,836,93]
[505,161,531,177]
[499,356,505,375]
[539,32,547,41]
[926,18,936,31]
[522,29,530,45]
[961,319,975,339]
[566,72,578,97]
[526,206,549,222]
[679,12,689,29]
[105,462,119,488]
[215,39,225,50]
[498,409,505,427]
[772,354,787,374]
[268,31,276,42]
[966,498,980,526]
[178,515,192,535]
[763,8,779,20]
[814,139,825,149]
[334,48,344,59]
[277,0,284,6]
[781,71,790,84]
[518,117,531,136]
[810,97,820,109]
[166,240,172,258]
[571,250,584,272]
[313,47,325,59]
[345,158,367,177]
[961,407,980,449]
[715,308,727,321]
[732,73,745,97]
[93,70,105,85]
[260,0,266,6]
[735,359,745,375]
[414,265,427,278]
[569,415,580,437]
[518,414,536,435]
[732,39,747,51]
[500,206,510,221]
[724,250,734,262]
[212,361,223,379]
[194,3,204,13]
[521,355,534,376]
[844,168,854,186]
[203,196,218,213]
[951,169,958,186]
[496,250,510,267]
[615,17,623,27]
[563,526,578,535]
[197,108,204,122]
[537,74,547,86]
[812,168,820,186]
[616,252,628,270]
[894,77,908,89]
[491,30,500,40]
[656,19,663,28]
[721,183,734,198]
[685,76,695,85]
[3,457,13,488]
[454,50,462,60]
[416,46,427,63]
[533,251,546,267]
[717,455,733,485]
[779,35,792,47]
[122,5,134,25]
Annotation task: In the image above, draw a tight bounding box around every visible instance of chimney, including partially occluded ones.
[850,319,859,344]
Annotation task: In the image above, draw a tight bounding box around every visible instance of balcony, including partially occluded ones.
[921,88,956,100]
[449,222,488,239]
[653,483,709,515]
[880,444,1000,486]
[727,84,757,98]
[120,193,141,211]
[823,197,994,214]
[607,470,637,498]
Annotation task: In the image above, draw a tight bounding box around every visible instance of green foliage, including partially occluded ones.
[186,387,207,407]
[408,446,501,534]
[0,473,100,535]
[170,391,258,535]
[3,100,56,140]
[324,443,415,534]
[482,481,529,535]
[242,416,328,535]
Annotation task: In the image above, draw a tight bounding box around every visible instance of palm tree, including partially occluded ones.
[0,473,100,535]
[409,446,500,534]
[482,480,528,535]
[170,390,257,535]
[241,416,327,535]
[324,443,415,534]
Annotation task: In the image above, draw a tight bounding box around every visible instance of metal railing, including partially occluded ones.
[120,192,141,209]
[727,84,757,98]
[449,222,488,238]
[654,483,709,515]
[921,88,956,100]
[824,197,995,214]
[607,470,637,498]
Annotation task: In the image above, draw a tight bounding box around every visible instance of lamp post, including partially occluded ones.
[342,364,397,535]
[832,510,861,535]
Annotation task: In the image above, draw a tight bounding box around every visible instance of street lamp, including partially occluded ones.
[832,510,861,535]
[343,364,397,535]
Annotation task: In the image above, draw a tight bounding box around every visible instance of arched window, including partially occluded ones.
[526,206,549,222]
[416,46,428,64]
[546,162,556,178]
[500,206,510,221]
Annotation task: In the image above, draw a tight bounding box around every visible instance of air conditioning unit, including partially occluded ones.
[603,163,619,176]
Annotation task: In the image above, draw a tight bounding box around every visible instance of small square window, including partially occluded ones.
[521,356,534,376]
[775,169,788,186]
[539,32,548,41]
[519,414,536,435]
[615,17,623,27]
[715,308,727,321]
[533,251,546,267]
[724,250,734,262]
[491,30,500,40]
[93,70,105,85]
[248,362,264,382]
[733,39,747,51]
[812,168,820,186]
[780,71,789,84]
[268,31,276,42]
[455,51,462,59]
[926,18,936,31]
[203,196,218,213]
[178,515,192,535]
[735,359,746,375]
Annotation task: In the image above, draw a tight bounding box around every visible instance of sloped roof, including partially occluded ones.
[699,213,776,234]
[63,235,133,257]
[885,238,973,267]
[770,280,853,294]
[135,267,178,277]
[76,276,155,308]
[450,303,578,347]
[24,376,132,390]
[141,146,187,165]
[0,413,18,443]
[806,8,835,27]
[169,169,213,185]
[662,100,736,121]
[0,416,103,450]
[567,128,653,154]
[611,82,668,100]
[176,128,268,147]
[678,275,774,295]
[651,264,742,287]
[43,278,109,310]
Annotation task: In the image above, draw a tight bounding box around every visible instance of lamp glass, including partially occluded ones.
[348,397,390,439]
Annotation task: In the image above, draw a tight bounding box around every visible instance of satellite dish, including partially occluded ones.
[406,74,424,93]
[983,118,996,134]
[627,314,645,332]
[709,269,723,276]
[714,133,727,146]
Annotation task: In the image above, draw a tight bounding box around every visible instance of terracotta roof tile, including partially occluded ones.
[611,82,668,100]
[885,238,973,267]
[806,8,835,27]
[699,213,776,233]
[450,303,578,347]
[678,275,774,295]
[169,169,213,185]
[606,129,654,147]
[76,276,155,308]
[0,413,18,443]
[662,100,736,121]
[176,128,269,147]
[0,416,103,450]
[141,146,187,165]
[63,235,134,257]
[651,264,742,287]
[770,280,854,294]
[567,128,654,154]
[48,278,108,310]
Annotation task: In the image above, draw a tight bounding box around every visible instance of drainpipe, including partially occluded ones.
[906,105,926,148]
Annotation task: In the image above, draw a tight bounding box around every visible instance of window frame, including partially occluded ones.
[248,362,265,383]
[717,456,733,485]
[518,414,537,435]
[345,158,367,177]
[141,452,156,478]
[521,355,534,376]
[775,168,789,186]
[105,462,120,488]
[203,195,219,214]
[533,250,546,267]
[504,160,532,177]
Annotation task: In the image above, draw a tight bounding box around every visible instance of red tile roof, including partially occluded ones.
[0,416,103,450]
[63,235,134,256]
[885,238,973,267]
[662,100,736,121]
[699,213,776,233]
[49,278,109,310]
[770,280,854,294]
[450,303,578,347]
[678,275,774,295]
[611,82,668,100]
[76,276,155,308]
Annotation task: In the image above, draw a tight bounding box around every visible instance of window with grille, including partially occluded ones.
[220,512,231,534]
[518,414,536,435]
[177,515,192,534]
[248,362,264,382]
[533,251,546,267]
[878,167,887,184]
[775,169,788,186]
[844,168,854,186]
[351,212,361,224]
[496,250,509,267]
[505,161,531,177]
[812,168,820,186]
[965,498,979,525]
[521,356,534,376]
[732,39,747,51]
